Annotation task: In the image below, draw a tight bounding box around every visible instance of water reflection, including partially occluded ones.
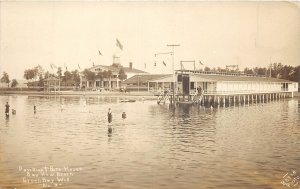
[0,95,299,189]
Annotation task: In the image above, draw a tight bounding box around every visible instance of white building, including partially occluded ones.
[126,71,298,94]
[80,62,146,90]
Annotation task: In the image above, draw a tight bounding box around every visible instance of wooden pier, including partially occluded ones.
[196,91,293,107]
[156,91,294,107]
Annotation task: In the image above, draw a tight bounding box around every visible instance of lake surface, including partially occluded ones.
[0,95,299,189]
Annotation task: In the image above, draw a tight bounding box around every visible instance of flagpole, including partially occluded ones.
[167,44,180,105]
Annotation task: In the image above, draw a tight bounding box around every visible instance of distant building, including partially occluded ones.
[43,76,60,93]
[124,74,169,91]
[80,62,146,90]
[0,79,27,88]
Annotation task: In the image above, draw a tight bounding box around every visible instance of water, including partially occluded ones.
[0,95,299,189]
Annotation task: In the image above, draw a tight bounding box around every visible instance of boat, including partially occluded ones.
[177,101,194,105]
[120,99,136,103]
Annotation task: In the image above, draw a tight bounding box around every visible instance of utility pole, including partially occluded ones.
[167,44,180,104]
[269,56,272,77]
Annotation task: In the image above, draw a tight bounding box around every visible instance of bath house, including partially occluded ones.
[125,70,298,105]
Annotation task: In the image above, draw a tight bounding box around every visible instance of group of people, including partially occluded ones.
[4,102,35,117]
[5,102,126,124]
[107,108,127,123]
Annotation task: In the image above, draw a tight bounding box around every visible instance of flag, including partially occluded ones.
[116,38,123,50]
[50,63,57,70]
[93,62,95,67]
[154,62,157,67]
[162,61,166,66]
[199,61,203,65]
[98,50,102,56]
[289,69,296,76]
[78,64,81,70]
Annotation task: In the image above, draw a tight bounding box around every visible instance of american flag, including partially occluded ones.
[116,38,123,50]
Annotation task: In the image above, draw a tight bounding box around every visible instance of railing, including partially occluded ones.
[175,70,267,78]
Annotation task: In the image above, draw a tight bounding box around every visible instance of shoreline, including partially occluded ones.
[1,90,299,99]
[0,90,158,98]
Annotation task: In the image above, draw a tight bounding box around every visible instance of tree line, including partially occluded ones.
[1,64,128,88]
[1,63,298,88]
[201,63,299,82]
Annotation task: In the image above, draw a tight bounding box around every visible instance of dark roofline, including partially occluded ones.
[90,65,146,73]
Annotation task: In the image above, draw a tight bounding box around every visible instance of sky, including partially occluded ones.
[0,1,300,79]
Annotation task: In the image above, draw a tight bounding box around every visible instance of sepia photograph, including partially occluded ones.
[0,1,300,189]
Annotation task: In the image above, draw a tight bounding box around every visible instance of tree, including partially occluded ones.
[118,68,127,80]
[57,67,62,78]
[217,67,227,72]
[107,70,113,78]
[24,69,36,80]
[96,72,104,80]
[83,69,95,81]
[102,70,113,79]
[44,71,50,79]
[63,71,72,81]
[253,67,267,76]
[11,79,18,88]
[244,67,254,75]
[1,72,10,88]
[34,65,44,77]
[204,67,211,71]
[62,70,72,86]
[71,70,80,86]
[38,74,44,87]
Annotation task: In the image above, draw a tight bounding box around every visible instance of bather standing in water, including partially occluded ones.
[107,108,112,123]
[5,102,10,117]
[122,112,126,119]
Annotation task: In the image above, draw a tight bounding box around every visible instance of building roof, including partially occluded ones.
[90,65,146,74]
[191,74,296,83]
[44,76,59,81]
[124,74,170,84]
[145,73,297,83]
